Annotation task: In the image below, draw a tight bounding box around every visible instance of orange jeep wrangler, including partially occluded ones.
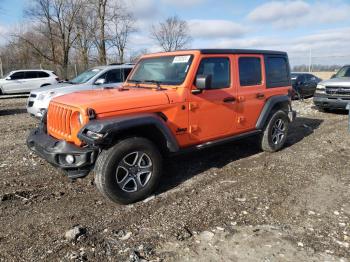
[27,49,296,204]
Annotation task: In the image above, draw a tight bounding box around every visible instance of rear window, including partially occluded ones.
[239,57,262,86]
[265,56,290,88]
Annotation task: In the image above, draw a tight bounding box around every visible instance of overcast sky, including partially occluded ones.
[0,0,350,66]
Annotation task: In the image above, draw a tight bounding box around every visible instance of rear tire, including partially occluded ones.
[260,110,290,152]
[94,137,162,204]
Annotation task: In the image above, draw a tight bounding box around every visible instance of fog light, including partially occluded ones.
[65,154,75,164]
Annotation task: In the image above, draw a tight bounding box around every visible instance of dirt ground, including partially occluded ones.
[0,95,349,262]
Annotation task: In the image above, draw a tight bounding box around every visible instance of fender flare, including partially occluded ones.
[255,95,290,130]
[78,113,179,152]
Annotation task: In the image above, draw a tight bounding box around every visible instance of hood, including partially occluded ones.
[31,82,74,94]
[52,87,170,114]
[320,77,350,87]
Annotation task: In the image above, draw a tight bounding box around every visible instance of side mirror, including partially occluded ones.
[195,75,212,90]
[297,81,303,86]
[94,78,106,85]
[330,74,336,79]
[5,76,11,80]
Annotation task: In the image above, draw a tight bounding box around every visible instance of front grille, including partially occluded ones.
[28,101,34,107]
[47,102,74,139]
[30,94,37,98]
[326,86,350,96]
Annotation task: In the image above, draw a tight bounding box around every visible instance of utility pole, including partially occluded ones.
[308,48,312,72]
[0,57,3,78]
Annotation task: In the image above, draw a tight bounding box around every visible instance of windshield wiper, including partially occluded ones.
[128,80,164,90]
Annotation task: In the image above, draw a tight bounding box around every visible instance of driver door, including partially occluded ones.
[2,72,26,93]
[188,56,236,142]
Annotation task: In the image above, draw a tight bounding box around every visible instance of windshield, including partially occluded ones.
[70,68,103,84]
[128,55,193,85]
[335,66,350,78]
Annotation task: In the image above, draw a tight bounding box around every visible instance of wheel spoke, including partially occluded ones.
[120,177,137,192]
[116,166,129,183]
[123,152,139,166]
[272,134,278,144]
[137,153,152,168]
[136,171,152,187]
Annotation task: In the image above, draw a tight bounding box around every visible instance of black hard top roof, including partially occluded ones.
[198,49,287,56]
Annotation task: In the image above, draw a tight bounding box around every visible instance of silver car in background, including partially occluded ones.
[27,64,134,118]
[314,65,350,110]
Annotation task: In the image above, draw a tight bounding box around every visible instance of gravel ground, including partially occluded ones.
[0,97,349,261]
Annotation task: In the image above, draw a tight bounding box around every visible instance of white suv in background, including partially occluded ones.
[27,64,134,118]
[0,70,59,95]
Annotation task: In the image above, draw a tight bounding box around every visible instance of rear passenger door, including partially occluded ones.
[24,71,40,92]
[235,55,266,131]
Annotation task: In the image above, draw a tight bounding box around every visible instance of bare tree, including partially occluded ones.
[74,3,96,69]
[90,0,109,65]
[109,7,136,63]
[151,16,191,52]
[19,0,83,78]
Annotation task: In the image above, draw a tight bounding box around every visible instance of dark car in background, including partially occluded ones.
[291,72,322,99]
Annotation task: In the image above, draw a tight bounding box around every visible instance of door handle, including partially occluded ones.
[223,96,236,103]
[256,93,265,99]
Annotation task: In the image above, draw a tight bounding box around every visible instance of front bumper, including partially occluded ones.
[313,94,350,109]
[26,127,97,178]
[27,96,49,118]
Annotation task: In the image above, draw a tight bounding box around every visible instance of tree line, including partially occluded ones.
[0,0,191,79]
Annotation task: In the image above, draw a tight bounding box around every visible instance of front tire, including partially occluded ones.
[94,137,162,204]
[260,110,290,152]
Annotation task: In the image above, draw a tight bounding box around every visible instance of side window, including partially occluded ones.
[297,75,306,83]
[105,69,122,83]
[123,68,133,81]
[196,57,230,89]
[265,56,290,88]
[25,71,38,79]
[10,72,25,80]
[238,57,262,86]
[37,71,50,78]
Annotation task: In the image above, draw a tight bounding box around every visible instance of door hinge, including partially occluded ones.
[237,116,246,124]
[189,102,199,111]
[189,125,199,133]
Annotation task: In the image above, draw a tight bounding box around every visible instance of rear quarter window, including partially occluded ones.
[265,56,291,88]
